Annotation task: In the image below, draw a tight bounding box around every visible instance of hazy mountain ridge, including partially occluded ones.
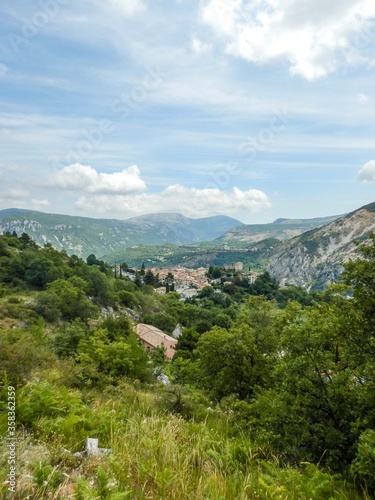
[0,209,242,257]
[267,202,375,290]
[216,214,342,247]
[127,213,243,243]
[273,215,342,225]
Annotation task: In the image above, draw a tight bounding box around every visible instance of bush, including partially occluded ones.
[76,327,151,384]
[351,429,375,493]
[35,278,98,322]
[0,327,54,387]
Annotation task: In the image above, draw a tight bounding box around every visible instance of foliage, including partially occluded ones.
[15,381,95,448]
[76,326,151,384]
[0,324,53,387]
[196,297,278,400]
[0,232,374,497]
[36,278,98,322]
[350,429,375,493]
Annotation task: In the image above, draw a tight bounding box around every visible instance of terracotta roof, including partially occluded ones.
[134,323,177,348]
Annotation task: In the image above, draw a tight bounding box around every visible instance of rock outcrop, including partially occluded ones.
[267,202,375,290]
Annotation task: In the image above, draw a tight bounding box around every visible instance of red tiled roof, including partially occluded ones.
[134,323,177,348]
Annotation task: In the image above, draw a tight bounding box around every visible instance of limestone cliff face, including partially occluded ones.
[267,203,375,290]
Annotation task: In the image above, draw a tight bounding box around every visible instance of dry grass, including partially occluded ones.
[0,382,366,499]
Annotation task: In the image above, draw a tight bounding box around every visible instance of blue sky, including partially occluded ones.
[0,0,374,223]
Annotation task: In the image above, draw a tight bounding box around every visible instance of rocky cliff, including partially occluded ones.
[267,202,375,290]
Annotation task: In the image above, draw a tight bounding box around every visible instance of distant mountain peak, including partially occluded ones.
[0,208,242,258]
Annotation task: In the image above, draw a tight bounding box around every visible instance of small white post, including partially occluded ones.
[85,438,99,456]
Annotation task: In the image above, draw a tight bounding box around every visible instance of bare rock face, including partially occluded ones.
[267,203,375,291]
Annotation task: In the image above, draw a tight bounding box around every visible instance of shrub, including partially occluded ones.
[351,429,375,493]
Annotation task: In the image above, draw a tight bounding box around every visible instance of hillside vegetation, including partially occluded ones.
[0,232,374,498]
[101,239,279,271]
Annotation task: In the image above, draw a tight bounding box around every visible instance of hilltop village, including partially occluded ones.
[120,262,260,299]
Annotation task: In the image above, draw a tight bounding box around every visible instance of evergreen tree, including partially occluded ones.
[144,269,155,285]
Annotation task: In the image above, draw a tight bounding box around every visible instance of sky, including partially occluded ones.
[0,0,374,224]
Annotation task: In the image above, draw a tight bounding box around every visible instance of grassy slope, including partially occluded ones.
[0,381,363,499]
[0,291,365,500]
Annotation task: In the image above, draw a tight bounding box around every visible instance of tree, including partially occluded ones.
[77,327,150,382]
[248,271,279,298]
[144,269,156,285]
[86,254,99,266]
[134,271,143,287]
[241,266,375,473]
[213,312,232,329]
[86,254,109,273]
[341,234,375,346]
[273,302,357,468]
[207,265,222,279]
[54,320,88,358]
[165,272,174,285]
[36,278,98,322]
[24,254,63,288]
[78,265,115,305]
[198,286,215,299]
[143,312,178,335]
[196,297,278,400]
[0,326,54,387]
[20,232,37,249]
[118,290,137,308]
[176,328,200,353]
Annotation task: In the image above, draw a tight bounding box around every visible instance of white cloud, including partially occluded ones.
[31,199,50,209]
[357,93,369,103]
[47,164,147,194]
[358,160,375,182]
[1,188,29,199]
[0,188,48,212]
[110,0,145,17]
[191,36,212,53]
[199,0,375,80]
[75,185,271,218]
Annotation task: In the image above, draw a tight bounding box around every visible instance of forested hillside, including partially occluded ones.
[0,232,374,498]
[0,209,242,258]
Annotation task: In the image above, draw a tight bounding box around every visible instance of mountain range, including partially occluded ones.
[215,214,341,247]
[0,209,241,257]
[0,208,342,257]
[1,203,374,291]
